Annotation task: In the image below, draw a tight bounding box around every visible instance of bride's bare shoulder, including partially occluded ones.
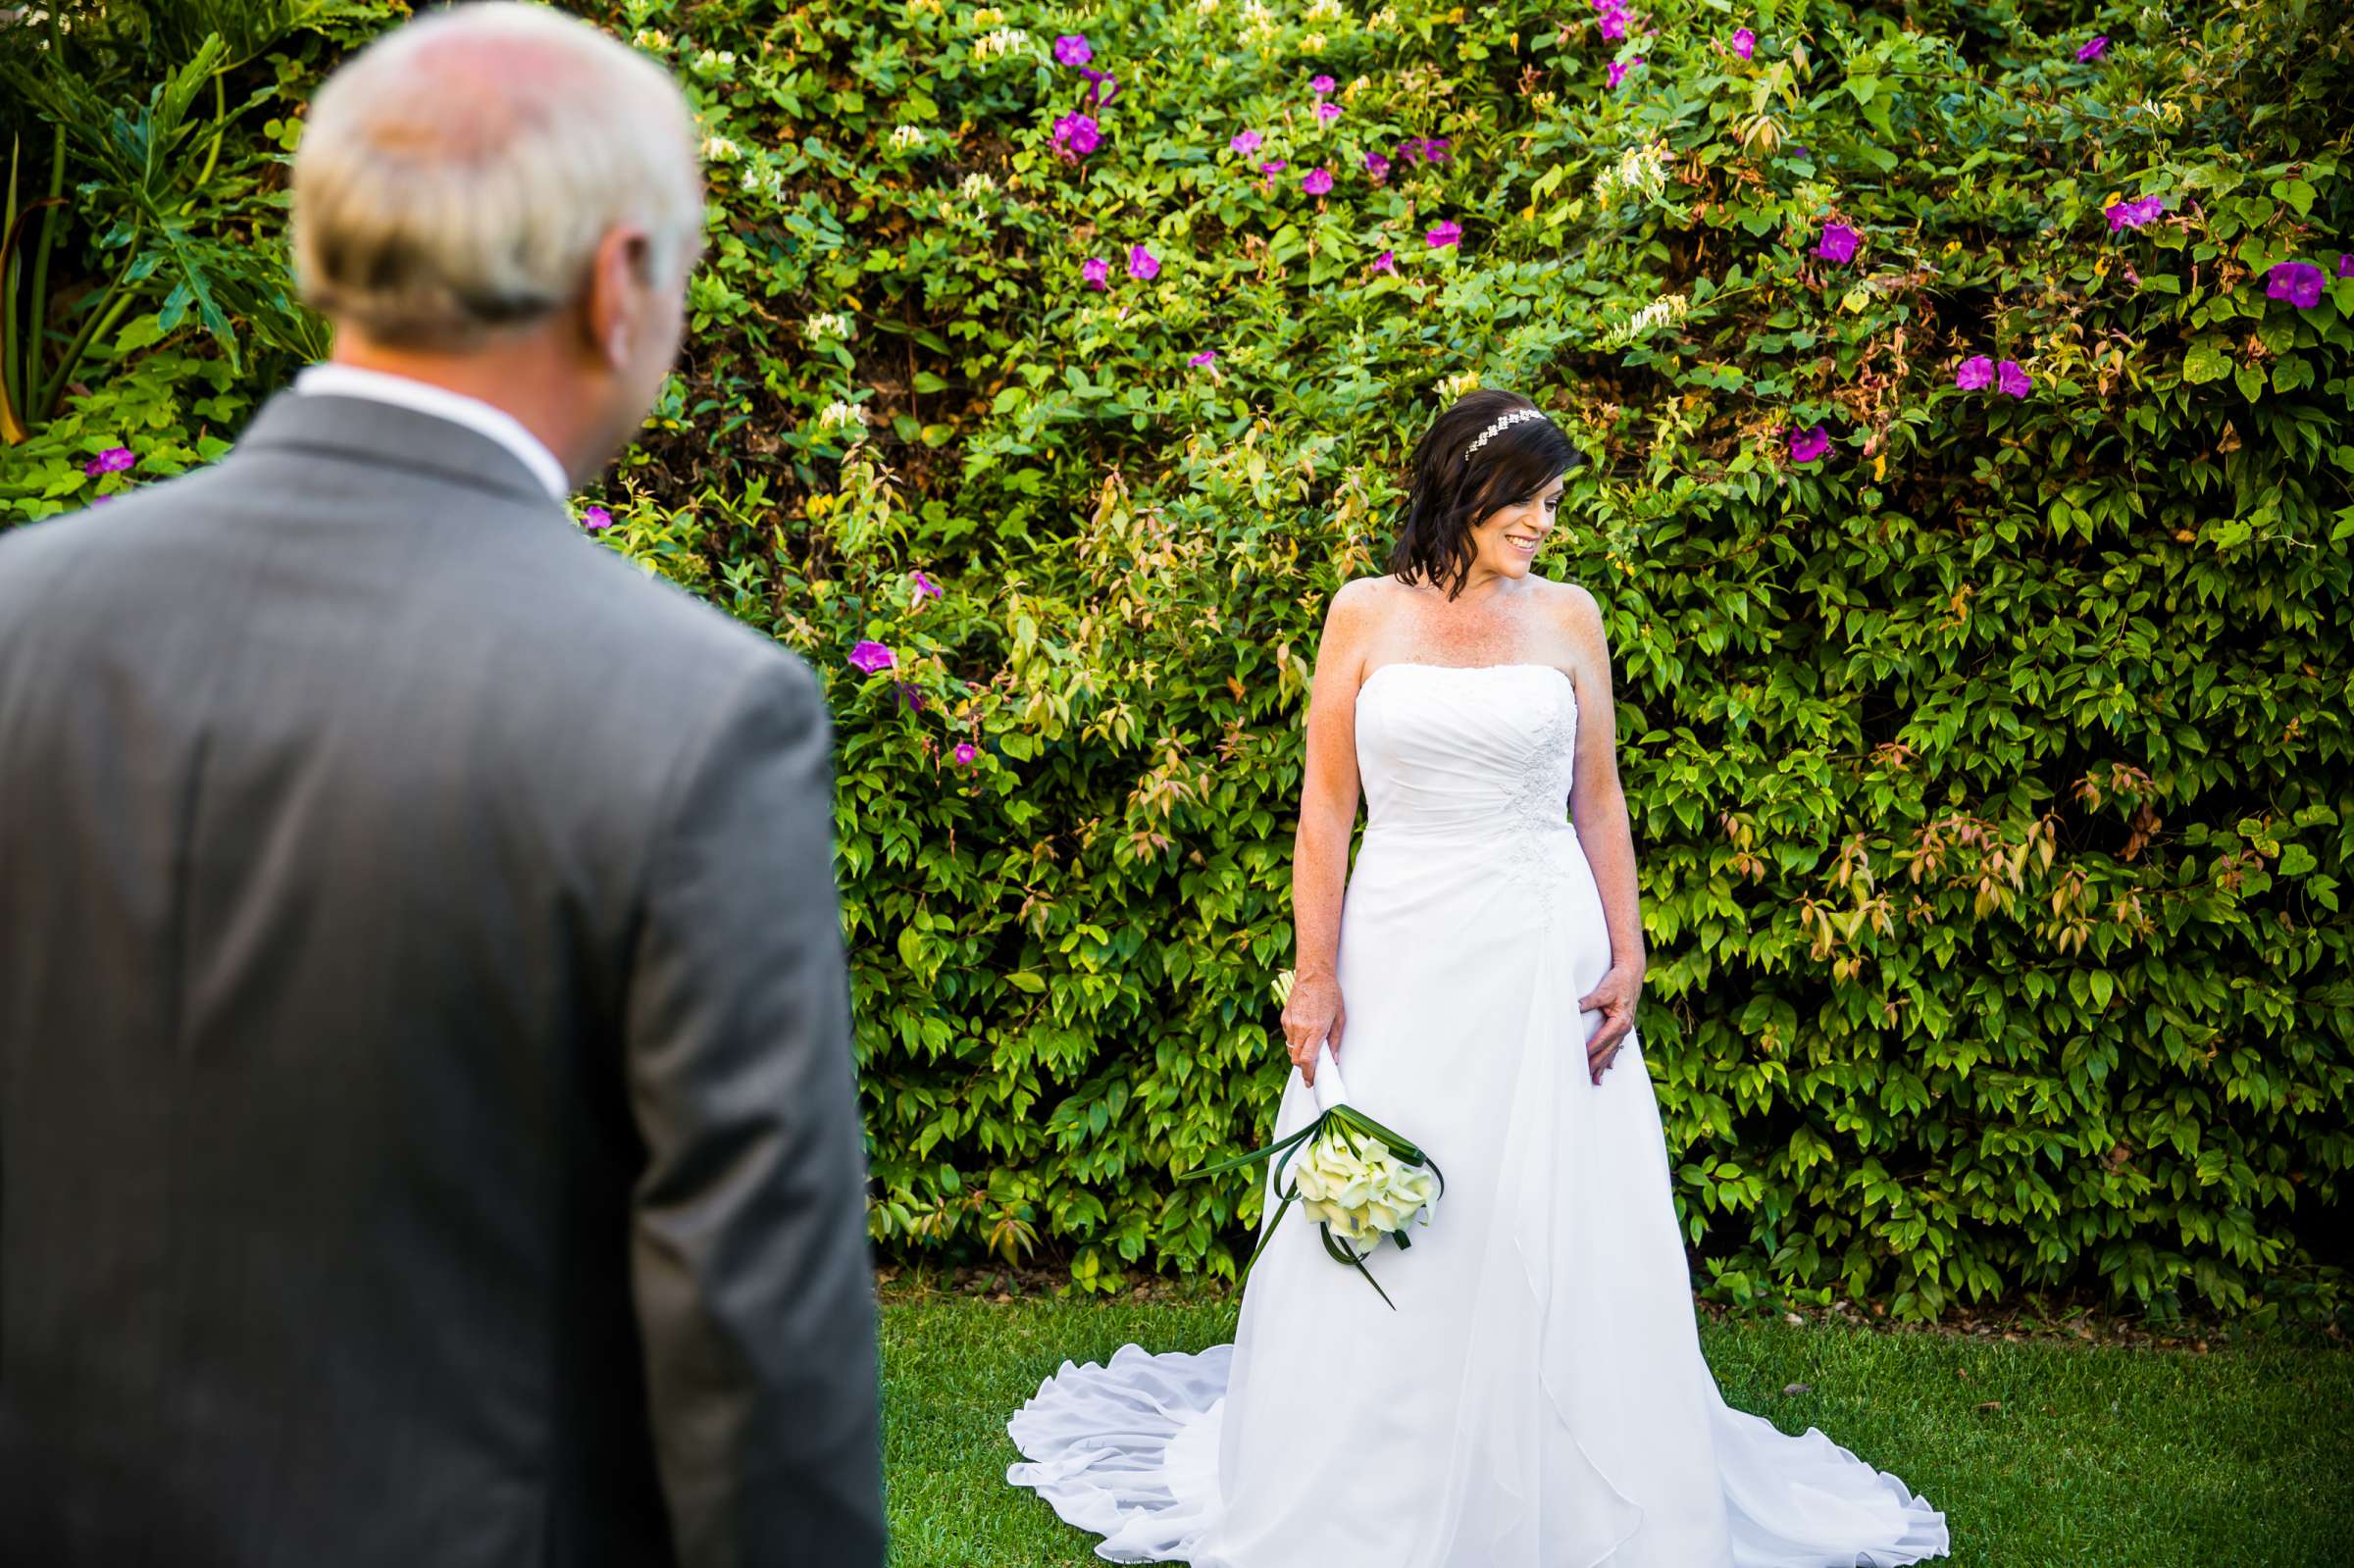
[1316,577,1403,675]
[1326,574,1406,624]
[1533,575,1603,628]
[1333,573,1406,602]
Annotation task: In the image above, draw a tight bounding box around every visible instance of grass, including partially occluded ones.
[881,1297,2354,1567]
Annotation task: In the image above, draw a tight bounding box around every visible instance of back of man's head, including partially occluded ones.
[292,2,701,353]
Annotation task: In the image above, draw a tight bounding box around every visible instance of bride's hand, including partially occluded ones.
[1578,964,1642,1085]
[1282,970,1346,1087]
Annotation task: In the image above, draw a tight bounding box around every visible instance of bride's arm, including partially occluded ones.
[1562,583,1647,1081]
[1284,581,1372,1086]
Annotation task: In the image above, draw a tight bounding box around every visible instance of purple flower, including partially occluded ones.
[1082,255,1110,290]
[1052,112,1100,162]
[1788,425,1831,464]
[2267,261,2326,309]
[1076,66,1120,109]
[848,640,896,675]
[1189,348,1218,367]
[1599,9,1628,40]
[1303,166,1334,195]
[1309,74,1336,96]
[1053,33,1093,67]
[1731,26,1755,59]
[1128,243,1159,281]
[912,569,943,601]
[2337,254,2354,278]
[1608,56,1646,89]
[2074,35,2107,63]
[1364,150,1392,182]
[1426,220,1461,248]
[1316,101,1342,124]
[1954,356,1994,391]
[1258,159,1288,175]
[1230,128,1263,155]
[83,446,135,477]
[954,741,979,766]
[1372,249,1396,273]
[1815,223,1859,264]
[581,505,614,531]
[1995,360,2031,398]
[2105,194,2166,231]
[1423,136,1452,164]
[1395,135,1426,165]
[895,681,926,713]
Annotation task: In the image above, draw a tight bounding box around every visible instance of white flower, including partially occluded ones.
[972,24,1033,58]
[740,165,788,202]
[958,171,998,200]
[1287,1119,1438,1257]
[700,134,741,163]
[803,311,856,345]
[1302,29,1326,52]
[632,27,671,51]
[1604,291,1690,348]
[818,400,871,432]
[1196,0,1219,13]
[1593,139,1671,209]
[691,47,735,76]
[890,125,928,151]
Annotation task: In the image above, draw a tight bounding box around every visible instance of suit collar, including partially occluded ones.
[233,388,573,516]
[290,364,572,502]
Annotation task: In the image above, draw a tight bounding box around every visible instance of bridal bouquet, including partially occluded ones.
[1178,970,1444,1309]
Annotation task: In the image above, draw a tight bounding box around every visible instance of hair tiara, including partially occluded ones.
[1464,405,1547,462]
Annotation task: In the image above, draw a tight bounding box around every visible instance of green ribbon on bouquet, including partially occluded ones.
[1178,1041,1446,1312]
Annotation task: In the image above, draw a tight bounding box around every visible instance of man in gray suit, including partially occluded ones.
[0,7,885,1564]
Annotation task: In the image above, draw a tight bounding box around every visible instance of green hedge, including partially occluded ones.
[8,0,2353,1322]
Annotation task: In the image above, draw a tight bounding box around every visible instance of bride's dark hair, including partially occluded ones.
[1386,389,1580,599]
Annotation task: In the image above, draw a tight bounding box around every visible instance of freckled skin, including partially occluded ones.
[1282,472,1651,1088]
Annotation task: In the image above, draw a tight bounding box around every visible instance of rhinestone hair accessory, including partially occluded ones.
[1464,406,1547,462]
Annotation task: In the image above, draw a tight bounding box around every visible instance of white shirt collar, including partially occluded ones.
[293,363,572,503]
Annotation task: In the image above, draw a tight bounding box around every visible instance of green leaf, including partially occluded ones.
[2182,338,2232,383]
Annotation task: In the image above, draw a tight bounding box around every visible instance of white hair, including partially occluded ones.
[292,2,703,347]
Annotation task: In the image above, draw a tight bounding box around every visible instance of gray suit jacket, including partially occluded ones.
[0,391,886,1567]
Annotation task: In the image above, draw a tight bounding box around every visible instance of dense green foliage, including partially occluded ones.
[6,0,2352,1322]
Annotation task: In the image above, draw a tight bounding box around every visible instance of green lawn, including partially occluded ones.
[881,1298,2354,1567]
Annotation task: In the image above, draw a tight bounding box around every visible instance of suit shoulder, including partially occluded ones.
[555,541,820,715]
[0,478,205,606]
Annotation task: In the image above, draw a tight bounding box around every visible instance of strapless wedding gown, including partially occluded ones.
[1005,662,1950,1566]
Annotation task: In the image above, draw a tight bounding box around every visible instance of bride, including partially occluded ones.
[1004,390,1951,1567]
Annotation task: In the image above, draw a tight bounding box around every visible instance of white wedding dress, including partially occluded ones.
[1005,662,1950,1566]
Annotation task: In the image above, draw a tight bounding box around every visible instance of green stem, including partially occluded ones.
[36,250,137,423]
[24,125,63,417]
[4,135,21,422]
[187,73,227,207]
